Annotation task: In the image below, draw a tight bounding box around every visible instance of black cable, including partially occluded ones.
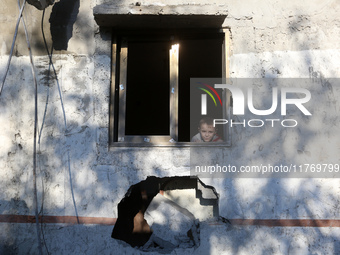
[39,8,52,145]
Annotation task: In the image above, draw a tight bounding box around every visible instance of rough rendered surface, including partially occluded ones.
[0,0,339,254]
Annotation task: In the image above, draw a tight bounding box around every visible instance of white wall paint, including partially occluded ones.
[0,0,339,253]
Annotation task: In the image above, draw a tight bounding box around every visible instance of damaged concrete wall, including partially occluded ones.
[0,0,340,254]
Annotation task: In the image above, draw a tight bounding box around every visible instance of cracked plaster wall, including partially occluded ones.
[0,0,340,253]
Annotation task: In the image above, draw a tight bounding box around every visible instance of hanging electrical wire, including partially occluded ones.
[1,2,79,253]
[38,8,81,255]
[38,9,53,255]
[17,0,43,254]
[0,0,27,96]
[40,7,79,225]
[38,8,52,145]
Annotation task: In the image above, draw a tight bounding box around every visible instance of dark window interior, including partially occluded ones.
[178,36,223,141]
[125,41,170,135]
[116,32,223,141]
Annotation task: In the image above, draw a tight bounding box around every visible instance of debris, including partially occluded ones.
[144,194,199,250]
[111,176,218,251]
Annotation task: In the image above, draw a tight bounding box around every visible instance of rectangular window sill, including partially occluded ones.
[109,142,231,148]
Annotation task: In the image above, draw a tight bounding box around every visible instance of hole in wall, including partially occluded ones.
[111,176,219,252]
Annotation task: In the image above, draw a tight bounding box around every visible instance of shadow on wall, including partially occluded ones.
[0,198,29,254]
[1,7,340,254]
[49,0,80,50]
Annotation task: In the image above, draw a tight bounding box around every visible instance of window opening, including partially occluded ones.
[110,30,229,145]
[178,36,223,142]
[125,40,171,135]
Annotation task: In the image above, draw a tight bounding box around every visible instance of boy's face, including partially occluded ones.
[199,123,216,142]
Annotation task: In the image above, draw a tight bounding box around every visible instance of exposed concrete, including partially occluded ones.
[144,193,199,251]
[163,189,215,221]
[93,3,227,28]
[1,0,339,55]
[162,178,219,221]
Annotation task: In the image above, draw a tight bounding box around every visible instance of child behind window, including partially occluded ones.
[191,117,223,142]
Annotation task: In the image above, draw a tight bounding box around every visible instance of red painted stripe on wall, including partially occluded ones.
[229,219,340,227]
[1,215,340,227]
[0,215,116,225]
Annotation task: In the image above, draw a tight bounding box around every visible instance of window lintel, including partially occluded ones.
[93,4,227,29]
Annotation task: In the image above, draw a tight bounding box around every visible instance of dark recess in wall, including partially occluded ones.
[111,176,219,249]
[49,0,80,50]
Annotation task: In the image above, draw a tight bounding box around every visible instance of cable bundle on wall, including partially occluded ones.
[0,0,81,253]
[0,1,54,254]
